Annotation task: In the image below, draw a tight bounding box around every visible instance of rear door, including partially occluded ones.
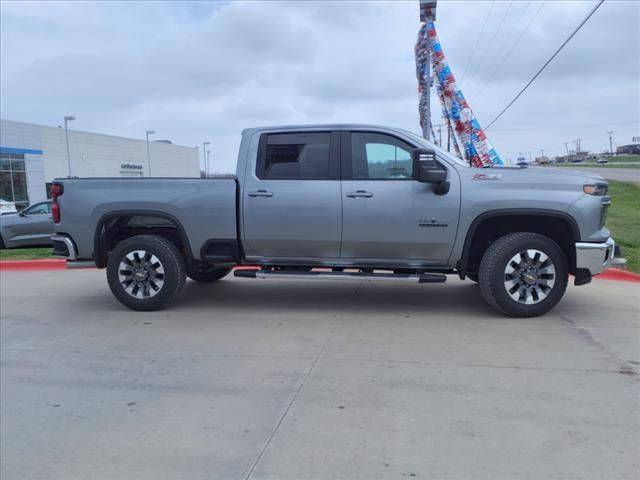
[340,131,460,263]
[242,131,342,260]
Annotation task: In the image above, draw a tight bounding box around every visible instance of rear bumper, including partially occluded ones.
[575,237,615,276]
[51,235,77,261]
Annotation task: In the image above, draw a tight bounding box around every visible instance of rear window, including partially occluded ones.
[258,133,331,180]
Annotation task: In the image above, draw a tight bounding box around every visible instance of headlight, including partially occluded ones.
[583,184,608,195]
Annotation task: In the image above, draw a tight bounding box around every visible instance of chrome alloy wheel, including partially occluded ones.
[503,249,556,305]
[118,250,165,299]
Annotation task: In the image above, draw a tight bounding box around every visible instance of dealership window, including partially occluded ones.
[0,152,29,210]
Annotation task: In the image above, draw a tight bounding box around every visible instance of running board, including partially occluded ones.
[234,269,447,284]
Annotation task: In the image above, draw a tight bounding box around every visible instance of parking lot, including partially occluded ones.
[1,269,639,479]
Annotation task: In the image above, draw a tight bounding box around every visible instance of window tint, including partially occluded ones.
[259,133,331,179]
[25,202,50,214]
[351,132,413,179]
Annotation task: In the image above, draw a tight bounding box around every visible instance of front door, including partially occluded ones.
[242,131,342,260]
[340,131,460,264]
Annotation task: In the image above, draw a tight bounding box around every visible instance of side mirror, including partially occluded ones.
[18,210,26,217]
[412,148,450,194]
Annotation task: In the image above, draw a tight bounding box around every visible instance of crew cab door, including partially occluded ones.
[242,131,342,260]
[340,131,460,263]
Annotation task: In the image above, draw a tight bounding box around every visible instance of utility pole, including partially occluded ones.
[416,0,437,141]
[145,130,155,177]
[202,141,210,177]
[64,115,75,177]
[206,150,211,176]
[574,138,582,153]
[564,142,569,156]
[607,131,613,154]
[528,151,532,163]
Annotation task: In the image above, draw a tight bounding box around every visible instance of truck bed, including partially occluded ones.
[53,177,238,261]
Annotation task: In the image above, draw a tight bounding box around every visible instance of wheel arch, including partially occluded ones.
[93,210,194,269]
[457,209,580,278]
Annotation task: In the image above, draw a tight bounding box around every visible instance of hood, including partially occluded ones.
[520,166,607,183]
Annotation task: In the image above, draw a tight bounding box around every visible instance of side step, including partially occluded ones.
[234,269,447,284]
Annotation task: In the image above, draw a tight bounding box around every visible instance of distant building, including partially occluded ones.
[1,119,199,208]
[616,143,640,155]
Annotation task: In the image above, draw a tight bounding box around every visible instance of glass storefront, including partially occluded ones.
[0,152,29,209]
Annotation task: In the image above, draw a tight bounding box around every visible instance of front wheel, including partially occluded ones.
[478,232,568,317]
[107,234,186,311]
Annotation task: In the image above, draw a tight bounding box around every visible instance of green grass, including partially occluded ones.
[612,155,640,163]
[0,247,54,261]
[606,181,640,273]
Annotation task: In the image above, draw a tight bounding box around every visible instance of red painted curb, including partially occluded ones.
[596,268,640,283]
[0,259,67,271]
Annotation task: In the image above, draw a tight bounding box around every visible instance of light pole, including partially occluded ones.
[202,141,210,177]
[146,130,155,177]
[206,150,211,176]
[64,115,75,177]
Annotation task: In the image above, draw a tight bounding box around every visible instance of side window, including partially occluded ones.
[258,132,331,180]
[25,202,50,214]
[350,132,413,180]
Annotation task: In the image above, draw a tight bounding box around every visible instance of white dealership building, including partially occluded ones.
[0,119,200,209]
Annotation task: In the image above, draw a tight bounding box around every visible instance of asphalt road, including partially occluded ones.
[1,270,639,480]
[555,167,640,182]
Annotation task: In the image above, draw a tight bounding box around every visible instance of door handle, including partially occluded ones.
[346,190,373,198]
[248,190,274,198]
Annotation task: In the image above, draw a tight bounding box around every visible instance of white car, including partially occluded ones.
[0,199,18,215]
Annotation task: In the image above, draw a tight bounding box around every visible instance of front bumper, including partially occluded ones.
[575,237,615,276]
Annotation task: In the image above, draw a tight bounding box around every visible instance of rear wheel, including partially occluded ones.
[107,235,186,311]
[479,232,568,317]
[188,267,232,283]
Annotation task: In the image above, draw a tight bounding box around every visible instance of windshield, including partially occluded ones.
[398,128,471,168]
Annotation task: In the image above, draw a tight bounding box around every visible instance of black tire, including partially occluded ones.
[107,234,186,311]
[478,232,568,317]
[188,267,232,283]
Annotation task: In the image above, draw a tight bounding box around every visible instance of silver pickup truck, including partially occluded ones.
[51,124,616,317]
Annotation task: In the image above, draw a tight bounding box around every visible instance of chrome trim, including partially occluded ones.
[575,237,615,276]
[51,235,77,261]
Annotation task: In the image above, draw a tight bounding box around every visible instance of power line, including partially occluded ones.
[485,0,606,130]
[459,1,495,84]
[471,1,533,98]
[465,1,514,88]
[474,1,546,98]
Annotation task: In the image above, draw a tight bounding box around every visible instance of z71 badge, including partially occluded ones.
[472,173,502,180]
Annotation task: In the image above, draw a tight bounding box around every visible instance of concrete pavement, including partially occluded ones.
[1,270,639,479]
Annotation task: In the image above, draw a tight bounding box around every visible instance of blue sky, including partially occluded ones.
[1,0,638,171]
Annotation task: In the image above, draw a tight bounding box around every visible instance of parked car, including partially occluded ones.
[597,157,608,164]
[50,124,617,317]
[0,201,54,248]
[0,198,17,215]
